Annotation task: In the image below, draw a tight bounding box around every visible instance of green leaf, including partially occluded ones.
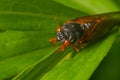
[13,47,73,80]
[13,31,118,80]
[54,0,120,14]
[0,0,87,30]
[0,48,53,80]
[90,34,120,80]
[0,31,52,60]
[0,0,87,80]
[0,0,119,80]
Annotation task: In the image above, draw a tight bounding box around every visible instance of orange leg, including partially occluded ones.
[72,44,79,52]
[79,43,85,49]
[49,38,57,46]
[78,38,87,49]
[79,38,85,44]
[72,43,85,52]
[60,40,70,51]
[60,44,66,51]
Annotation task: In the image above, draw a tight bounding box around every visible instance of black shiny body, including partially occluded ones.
[57,23,85,43]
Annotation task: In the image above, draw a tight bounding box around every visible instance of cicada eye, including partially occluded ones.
[57,27,62,32]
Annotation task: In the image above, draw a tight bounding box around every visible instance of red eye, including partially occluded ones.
[57,27,62,32]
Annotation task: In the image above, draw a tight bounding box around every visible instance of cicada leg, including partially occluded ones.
[49,38,57,46]
[78,38,88,49]
[60,40,70,51]
[72,44,79,52]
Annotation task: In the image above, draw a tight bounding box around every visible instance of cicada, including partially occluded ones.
[49,11,120,52]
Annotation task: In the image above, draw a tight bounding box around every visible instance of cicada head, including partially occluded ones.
[56,23,85,43]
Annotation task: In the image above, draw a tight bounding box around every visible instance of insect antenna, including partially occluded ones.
[55,18,62,27]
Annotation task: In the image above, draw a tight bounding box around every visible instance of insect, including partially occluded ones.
[49,11,120,52]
